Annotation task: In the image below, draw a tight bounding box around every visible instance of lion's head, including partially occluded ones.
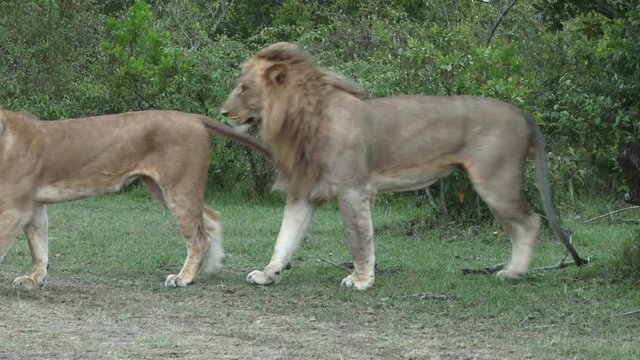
[221,42,368,197]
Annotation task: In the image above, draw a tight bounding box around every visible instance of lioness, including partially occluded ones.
[0,109,269,289]
[221,42,586,290]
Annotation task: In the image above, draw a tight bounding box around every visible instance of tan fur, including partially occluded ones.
[224,42,368,198]
[0,109,270,289]
[222,42,585,290]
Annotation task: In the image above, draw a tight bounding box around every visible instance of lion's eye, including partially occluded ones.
[239,85,247,95]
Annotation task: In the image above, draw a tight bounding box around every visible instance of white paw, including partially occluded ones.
[340,274,374,291]
[496,268,525,281]
[164,274,191,287]
[245,268,282,286]
[12,275,47,290]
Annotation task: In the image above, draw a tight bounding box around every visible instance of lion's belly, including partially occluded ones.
[370,165,455,192]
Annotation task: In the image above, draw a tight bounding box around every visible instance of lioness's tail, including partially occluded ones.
[528,113,587,266]
[198,116,272,159]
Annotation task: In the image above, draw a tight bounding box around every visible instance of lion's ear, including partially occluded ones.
[264,63,288,86]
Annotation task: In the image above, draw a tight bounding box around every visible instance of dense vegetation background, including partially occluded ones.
[0,0,638,205]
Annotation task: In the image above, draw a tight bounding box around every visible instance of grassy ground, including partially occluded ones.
[0,188,638,359]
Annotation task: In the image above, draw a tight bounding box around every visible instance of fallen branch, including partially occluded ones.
[318,258,352,272]
[461,262,506,275]
[530,253,573,272]
[613,309,640,317]
[520,313,536,326]
[584,206,640,223]
[537,215,586,266]
[382,292,456,301]
[461,252,589,275]
[319,259,401,274]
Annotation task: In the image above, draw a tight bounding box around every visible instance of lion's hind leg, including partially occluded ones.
[337,187,376,291]
[493,207,540,280]
[466,160,540,280]
[12,204,49,290]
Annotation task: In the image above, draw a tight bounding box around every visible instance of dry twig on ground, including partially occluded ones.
[461,252,589,275]
[318,258,352,272]
[584,206,640,223]
[613,309,640,317]
[461,262,507,275]
[382,292,456,301]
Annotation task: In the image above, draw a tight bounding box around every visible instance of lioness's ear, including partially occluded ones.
[264,63,288,86]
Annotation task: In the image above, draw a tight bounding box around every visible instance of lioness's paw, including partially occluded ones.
[340,274,374,291]
[164,274,192,288]
[496,268,526,281]
[12,275,47,290]
[246,269,282,286]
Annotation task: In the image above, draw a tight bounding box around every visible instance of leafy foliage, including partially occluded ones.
[1,0,638,202]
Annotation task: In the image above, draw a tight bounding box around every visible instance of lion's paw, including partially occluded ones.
[246,269,282,286]
[204,262,223,275]
[496,268,526,281]
[164,274,192,288]
[340,274,374,291]
[12,275,47,290]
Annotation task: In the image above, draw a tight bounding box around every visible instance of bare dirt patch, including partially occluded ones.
[0,271,513,360]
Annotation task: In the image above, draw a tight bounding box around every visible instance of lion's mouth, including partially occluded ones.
[222,111,249,122]
[221,112,258,134]
[233,113,259,128]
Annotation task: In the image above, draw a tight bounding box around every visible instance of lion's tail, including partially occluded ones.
[198,116,272,159]
[528,113,587,266]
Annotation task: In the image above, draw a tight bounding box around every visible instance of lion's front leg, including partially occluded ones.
[246,196,316,286]
[13,204,49,290]
[337,187,375,291]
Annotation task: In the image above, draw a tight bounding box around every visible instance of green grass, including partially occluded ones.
[0,189,639,359]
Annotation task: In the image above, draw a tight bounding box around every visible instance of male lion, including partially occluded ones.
[222,42,586,290]
[0,109,269,289]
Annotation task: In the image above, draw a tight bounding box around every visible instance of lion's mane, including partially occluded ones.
[246,42,368,198]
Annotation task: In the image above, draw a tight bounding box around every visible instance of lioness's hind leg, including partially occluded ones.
[142,177,211,285]
[163,193,209,287]
[141,176,168,207]
[141,176,210,287]
[12,204,49,290]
